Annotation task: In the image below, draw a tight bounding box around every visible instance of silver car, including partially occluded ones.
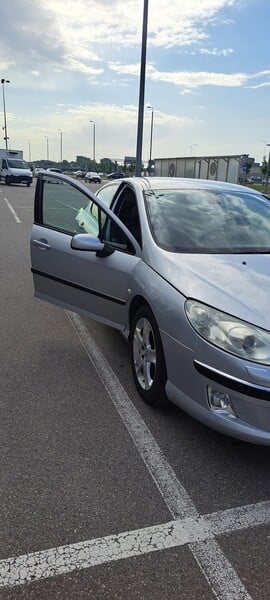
[31,172,270,444]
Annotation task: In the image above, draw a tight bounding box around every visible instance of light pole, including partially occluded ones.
[1,78,10,150]
[27,139,31,162]
[89,120,96,165]
[58,129,63,163]
[264,144,270,193]
[45,136,49,160]
[260,139,267,160]
[135,0,149,176]
[146,104,154,175]
[189,144,198,156]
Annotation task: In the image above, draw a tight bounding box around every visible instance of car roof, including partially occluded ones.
[129,177,260,194]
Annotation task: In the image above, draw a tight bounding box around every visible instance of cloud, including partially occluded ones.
[199,47,234,56]
[0,0,237,79]
[108,62,270,91]
[109,62,248,88]
[248,82,270,89]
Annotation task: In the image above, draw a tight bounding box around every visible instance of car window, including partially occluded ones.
[40,175,135,253]
[96,183,120,208]
[113,187,142,246]
[144,188,270,253]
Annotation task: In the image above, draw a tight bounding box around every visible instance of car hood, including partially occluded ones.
[9,168,32,176]
[156,252,270,330]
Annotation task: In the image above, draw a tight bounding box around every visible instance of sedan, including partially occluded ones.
[107,171,125,179]
[30,174,270,444]
[74,170,87,179]
[85,171,101,183]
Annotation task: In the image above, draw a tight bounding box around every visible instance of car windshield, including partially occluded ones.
[144,188,270,253]
[7,159,29,169]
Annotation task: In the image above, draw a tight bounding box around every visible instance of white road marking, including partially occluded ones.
[1,500,269,588]
[66,313,253,600]
[3,198,21,223]
[1,311,265,597]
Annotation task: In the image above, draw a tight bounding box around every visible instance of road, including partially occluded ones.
[0,180,270,599]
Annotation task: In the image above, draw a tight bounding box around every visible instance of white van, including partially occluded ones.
[0,149,33,187]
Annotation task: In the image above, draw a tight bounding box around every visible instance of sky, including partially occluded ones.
[0,0,269,164]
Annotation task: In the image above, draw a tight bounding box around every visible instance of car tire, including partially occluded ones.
[130,305,167,406]
[5,176,10,185]
[27,182,31,187]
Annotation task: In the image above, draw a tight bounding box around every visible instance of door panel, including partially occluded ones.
[31,174,140,329]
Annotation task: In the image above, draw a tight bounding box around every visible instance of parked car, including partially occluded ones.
[74,170,87,179]
[107,171,125,179]
[85,171,101,183]
[30,174,270,444]
[34,167,44,176]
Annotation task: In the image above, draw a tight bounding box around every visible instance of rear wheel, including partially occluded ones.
[26,182,31,187]
[130,305,167,406]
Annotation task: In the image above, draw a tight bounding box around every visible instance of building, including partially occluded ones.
[154,154,254,184]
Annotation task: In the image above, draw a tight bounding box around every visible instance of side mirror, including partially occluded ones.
[71,234,114,257]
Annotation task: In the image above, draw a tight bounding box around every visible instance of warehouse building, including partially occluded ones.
[154,154,254,184]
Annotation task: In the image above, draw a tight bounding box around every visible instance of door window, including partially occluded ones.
[40,175,135,253]
[96,182,120,207]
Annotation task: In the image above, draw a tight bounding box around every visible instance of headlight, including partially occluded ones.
[185,299,270,365]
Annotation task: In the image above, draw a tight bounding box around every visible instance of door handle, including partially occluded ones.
[32,239,51,250]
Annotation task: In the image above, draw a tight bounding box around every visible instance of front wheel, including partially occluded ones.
[5,176,10,186]
[26,182,31,187]
[130,305,167,406]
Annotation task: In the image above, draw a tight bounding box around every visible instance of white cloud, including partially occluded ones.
[64,58,104,76]
[109,62,248,88]
[108,62,270,91]
[249,82,270,89]
[199,47,234,56]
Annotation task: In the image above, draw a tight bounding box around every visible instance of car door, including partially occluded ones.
[30,172,141,330]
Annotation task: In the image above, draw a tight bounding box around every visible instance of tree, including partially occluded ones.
[261,157,268,175]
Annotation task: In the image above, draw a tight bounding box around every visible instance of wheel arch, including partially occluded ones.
[128,295,150,338]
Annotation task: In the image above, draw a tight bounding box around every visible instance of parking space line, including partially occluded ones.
[1,311,263,597]
[66,312,253,600]
[3,198,21,223]
[1,500,269,588]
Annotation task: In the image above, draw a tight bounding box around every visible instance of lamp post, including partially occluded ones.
[146,104,154,175]
[189,144,198,156]
[135,0,149,176]
[58,129,63,163]
[45,136,49,160]
[27,139,31,162]
[89,120,96,165]
[260,139,267,160]
[264,144,270,193]
[1,78,10,150]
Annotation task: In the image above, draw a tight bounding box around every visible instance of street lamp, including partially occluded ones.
[146,104,154,175]
[58,129,63,163]
[189,144,198,156]
[89,120,96,164]
[1,78,10,150]
[264,144,270,193]
[260,139,267,159]
[45,136,49,161]
[135,0,149,176]
[27,139,31,162]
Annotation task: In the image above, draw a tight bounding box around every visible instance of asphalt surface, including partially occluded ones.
[1,179,270,599]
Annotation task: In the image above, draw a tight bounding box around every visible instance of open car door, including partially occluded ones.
[30,172,141,330]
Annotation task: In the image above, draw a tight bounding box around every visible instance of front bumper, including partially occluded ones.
[10,175,32,184]
[162,332,270,444]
